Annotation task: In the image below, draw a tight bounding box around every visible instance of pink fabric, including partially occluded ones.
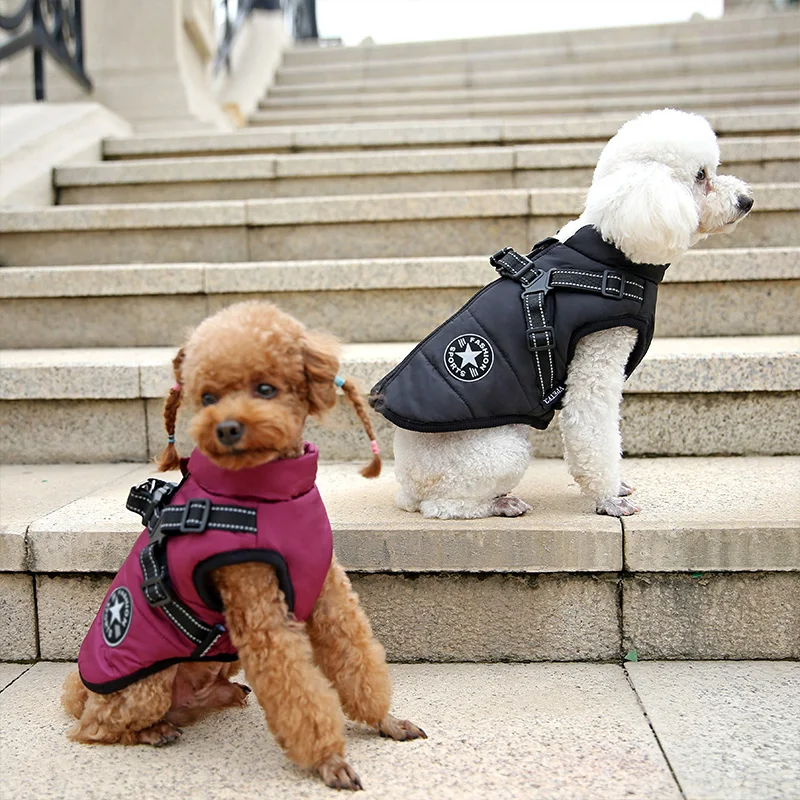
[78,444,332,693]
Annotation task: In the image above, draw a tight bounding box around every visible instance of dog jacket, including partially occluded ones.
[370,226,667,432]
[78,443,333,694]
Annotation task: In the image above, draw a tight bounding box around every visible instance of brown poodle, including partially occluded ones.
[62,301,426,791]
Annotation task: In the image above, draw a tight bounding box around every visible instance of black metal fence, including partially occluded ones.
[0,0,91,100]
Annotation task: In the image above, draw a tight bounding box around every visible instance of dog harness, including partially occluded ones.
[370,226,667,432]
[78,444,332,694]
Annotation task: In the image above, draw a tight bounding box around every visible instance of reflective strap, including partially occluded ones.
[138,541,224,653]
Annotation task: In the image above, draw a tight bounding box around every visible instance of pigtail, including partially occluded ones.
[335,375,382,478]
[155,348,185,472]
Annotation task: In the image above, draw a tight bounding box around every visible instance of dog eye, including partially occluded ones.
[695,168,706,182]
[255,383,277,399]
[201,393,218,406]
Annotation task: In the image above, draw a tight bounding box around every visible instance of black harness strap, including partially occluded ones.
[490,245,645,400]
[125,479,257,657]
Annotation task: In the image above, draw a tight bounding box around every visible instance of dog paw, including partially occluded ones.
[318,754,363,791]
[137,721,183,747]
[490,495,532,517]
[596,497,640,517]
[378,714,428,741]
[618,481,635,497]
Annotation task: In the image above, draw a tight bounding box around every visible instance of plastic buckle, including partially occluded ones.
[490,247,534,281]
[141,569,173,608]
[526,326,555,352]
[141,482,177,530]
[601,270,625,299]
[179,498,211,533]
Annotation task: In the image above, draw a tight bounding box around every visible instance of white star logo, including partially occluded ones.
[107,596,125,626]
[456,344,480,368]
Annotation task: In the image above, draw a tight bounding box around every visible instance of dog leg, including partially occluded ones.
[66,665,181,745]
[559,327,640,517]
[165,661,250,727]
[307,559,427,742]
[214,562,361,791]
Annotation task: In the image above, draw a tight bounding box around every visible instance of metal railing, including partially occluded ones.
[0,0,91,100]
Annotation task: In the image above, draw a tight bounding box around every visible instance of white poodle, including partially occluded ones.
[386,109,753,518]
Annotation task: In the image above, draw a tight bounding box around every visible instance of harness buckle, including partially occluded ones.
[601,270,625,299]
[141,481,178,530]
[141,566,173,608]
[179,498,211,533]
[490,247,536,282]
[526,325,556,352]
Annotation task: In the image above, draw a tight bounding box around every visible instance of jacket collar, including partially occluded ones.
[563,225,669,284]
[183,443,319,502]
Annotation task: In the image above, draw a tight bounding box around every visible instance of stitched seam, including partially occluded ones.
[169,601,210,638]
[538,292,553,388]
[144,547,160,604]
[198,634,220,657]
[505,250,528,268]
[163,607,202,643]
[524,295,545,392]
[551,269,643,289]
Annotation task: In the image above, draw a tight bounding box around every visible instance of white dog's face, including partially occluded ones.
[579,109,754,264]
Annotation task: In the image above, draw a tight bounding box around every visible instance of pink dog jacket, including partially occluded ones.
[78,444,332,694]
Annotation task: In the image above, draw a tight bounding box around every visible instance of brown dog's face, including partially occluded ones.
[178,302,340,471]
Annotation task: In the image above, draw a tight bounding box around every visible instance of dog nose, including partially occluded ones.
[737,195,754,214]
[216,420,244,446]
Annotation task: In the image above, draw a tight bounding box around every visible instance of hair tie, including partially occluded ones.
[167,435,175,444]
[334,375,346,388]
[370,439,380,455]
[172,383,181,392]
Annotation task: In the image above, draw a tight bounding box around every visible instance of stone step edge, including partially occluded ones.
[99,108,800,159]
[263,68,800,106]
[1,337,799,401]
[277,32,800,78]
[273,46,799,89]
[250,89,800,124]
[281,14,800,66]
[2,247,798,299]
[54,137,800,189]
[1,457,798,575]
[1,183,796,232]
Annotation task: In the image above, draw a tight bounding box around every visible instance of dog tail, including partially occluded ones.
[338,377,382,478]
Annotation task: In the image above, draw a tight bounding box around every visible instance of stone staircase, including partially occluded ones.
[1,11,799,671]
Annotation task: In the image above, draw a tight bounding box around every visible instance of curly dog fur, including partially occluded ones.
[62,301,424,790]
[393,108,754,519]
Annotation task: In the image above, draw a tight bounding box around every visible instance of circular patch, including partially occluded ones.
[443,334,494,383]
[102,587,133,648]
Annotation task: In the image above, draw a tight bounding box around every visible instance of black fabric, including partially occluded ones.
[128,480,261,654]
[80,652,238,696]
[193,550,295,615]
[369,226,667,433]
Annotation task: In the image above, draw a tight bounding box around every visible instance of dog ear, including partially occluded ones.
[585,162,699,264]
[302,330,341,416]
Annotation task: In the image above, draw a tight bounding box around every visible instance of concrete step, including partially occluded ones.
[250,88,800,127]
[1,184,796,266]
[55,138,800,204]
[282,11,800,66]
[275,28,800,82]
[272,44,799,92]
[100,108,800,159]
[1,248,798,348]
[262,68,799,107]
[275,44,800,94]
[3,662,799,800]
[1,337,798,463]
[1,456,798,662]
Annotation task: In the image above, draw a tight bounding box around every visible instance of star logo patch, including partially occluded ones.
[102,586,133,648]
[444,334,494,382]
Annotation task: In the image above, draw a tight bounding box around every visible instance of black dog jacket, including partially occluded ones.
[369,226,667,433]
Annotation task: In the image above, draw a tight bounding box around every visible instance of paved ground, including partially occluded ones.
[1,661,797,799]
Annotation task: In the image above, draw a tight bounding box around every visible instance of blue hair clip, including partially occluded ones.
[334,375,346,388]
[167,435,175,444]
